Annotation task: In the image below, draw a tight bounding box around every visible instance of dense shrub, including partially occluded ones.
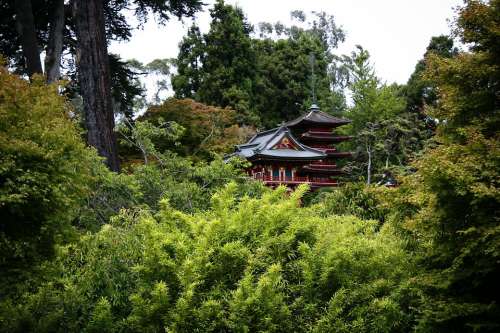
[77,155,267,231]
[313,182,391,222]
[140,98,255,159]
[1,184,417,332]
[0,68,98,272]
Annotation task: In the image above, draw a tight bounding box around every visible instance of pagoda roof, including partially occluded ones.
[284,104,351,128]
[233,126,326,161]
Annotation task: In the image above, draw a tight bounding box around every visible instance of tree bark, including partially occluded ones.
[366,144,372,185]
[14,0,43,78]
[73,0,120,171]
[44,0,65,83]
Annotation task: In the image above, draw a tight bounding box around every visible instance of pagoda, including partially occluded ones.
[231,104,352,189]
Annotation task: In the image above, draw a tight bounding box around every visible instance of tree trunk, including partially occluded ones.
[366,145,372,185]
[14,0,43,78]
[73,0,120,171]
[45,0,65,83]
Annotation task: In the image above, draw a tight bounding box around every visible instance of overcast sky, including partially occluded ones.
[110,0,462,89]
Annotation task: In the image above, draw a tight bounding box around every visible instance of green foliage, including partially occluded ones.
[140,98,254,159]
[172,25,204,99]
[172,0,257,124]
[172,5,346,127]
[76,151,266,231]
[313,182,390,222]
[252,12,346,127]
[1,2,499,332]
[109,54,146,120]
[386,1,500,330]
[1,184,416,332]
[0,0,203,77]
[118,116,185,164]
[341,46,429,183]
[0,67,98,270]
[403,35,457,115]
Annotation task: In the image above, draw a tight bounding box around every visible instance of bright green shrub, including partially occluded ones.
[313,182,390,222]
[77,153,267,231]
[3,183,416,332]
[0,68,98,271]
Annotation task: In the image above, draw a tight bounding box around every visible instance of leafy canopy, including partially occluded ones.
[0,66,98,271]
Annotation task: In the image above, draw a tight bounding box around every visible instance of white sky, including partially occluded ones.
[110,0,461,91]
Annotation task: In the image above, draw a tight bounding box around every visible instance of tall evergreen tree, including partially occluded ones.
[404,35,458,114]
[342,46,428,183]
[172,7,346,128]
[172,24,204,99]
[252,21,345,127]
[73,0,120,171]
[173,0,257,124]
[392,1,500,330]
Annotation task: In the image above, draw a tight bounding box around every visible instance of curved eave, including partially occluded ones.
[302,166,345,174]
[301,134,353,142]
[286,119,351,128]
[249,154,325,162]
[326,151,353,158]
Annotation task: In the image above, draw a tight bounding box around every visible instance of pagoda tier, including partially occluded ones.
[300,131,352,142]
[302,166,344,174]
[230,104,352,190]
[252,175,339,188]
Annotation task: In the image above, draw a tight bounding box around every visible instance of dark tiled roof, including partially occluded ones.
[233,126,326,161]
[284,104,351,127]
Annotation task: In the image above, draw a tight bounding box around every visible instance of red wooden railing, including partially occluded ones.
[310,145,336,150]
[316,148,338,154]
[253,174,337,186]
[306,163,337,169]
[301,132,352,142]
[303,131,334,136]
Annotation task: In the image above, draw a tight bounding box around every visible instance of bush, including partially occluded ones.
[313,182,391,222]
[77,153,267,230]
[0,68,98,272]
[2,184,417,332]
[140,98,254,159]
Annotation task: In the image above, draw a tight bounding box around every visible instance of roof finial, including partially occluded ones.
[309,52,317,108]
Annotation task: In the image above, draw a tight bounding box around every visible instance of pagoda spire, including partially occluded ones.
[309,53,317,107]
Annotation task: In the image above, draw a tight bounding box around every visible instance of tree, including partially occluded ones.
[0,64,98,277]
[252,11,346,127]
[118,117,185,165]
[1,184,416,332]
[342,46,410,184]
[12,0,43,78]
[73,0,120,171]
[140,98,255,159]
[404,35,458,115]
[43,0,65,83]
[172,7,347,128]
[172,24,204,99]
[173,0,257,124]
[1,0,204,170]
[109,54,146,120]
[389,1,500,330]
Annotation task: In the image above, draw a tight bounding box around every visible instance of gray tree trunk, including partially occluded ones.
[44,0,65,83]
[14,0,43,78]
[73,0,120,171]
[366,145,372,185]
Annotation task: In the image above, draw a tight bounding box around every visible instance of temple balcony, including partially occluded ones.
[311,146,338,154]
[302,165,344,174]
[252,174,339,187]
[301,132,353,142]
[326,151,352,158]
[307,161,337,168]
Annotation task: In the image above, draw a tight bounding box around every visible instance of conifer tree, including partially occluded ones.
[173,0,257,124]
